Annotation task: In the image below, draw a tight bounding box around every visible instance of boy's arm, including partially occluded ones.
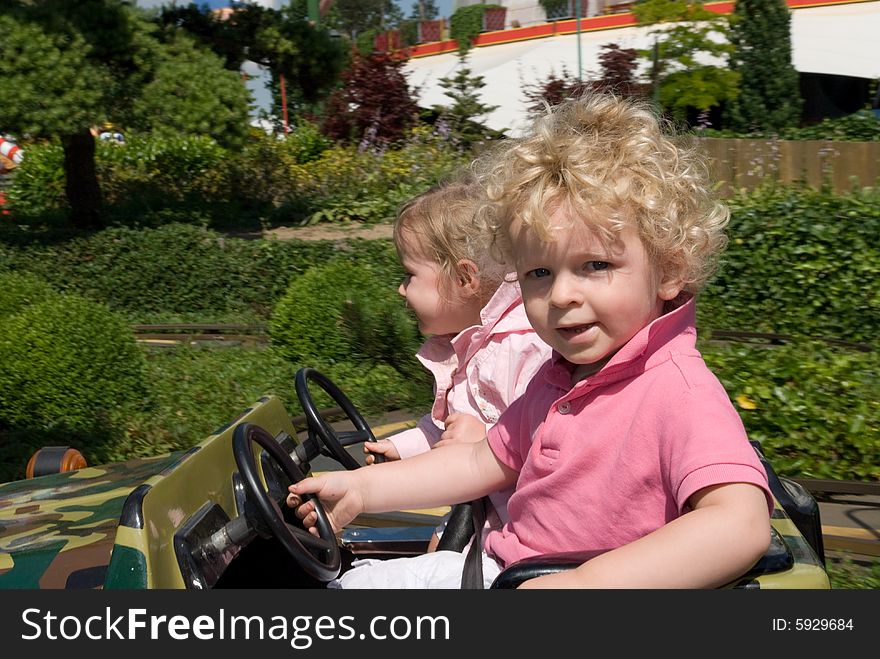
[518,482,771,589]
[288,437,517,535]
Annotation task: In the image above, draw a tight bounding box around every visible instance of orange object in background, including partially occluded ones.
[26,447,88,478]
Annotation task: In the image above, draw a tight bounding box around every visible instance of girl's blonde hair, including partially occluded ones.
[479,93,729,294]
[394,177,508,303]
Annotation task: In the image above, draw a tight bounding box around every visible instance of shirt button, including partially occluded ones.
[557,401,571,414]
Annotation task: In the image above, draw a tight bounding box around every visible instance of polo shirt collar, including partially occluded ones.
[546,294,697,390]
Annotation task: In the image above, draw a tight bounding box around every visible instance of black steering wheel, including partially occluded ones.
[232,421,341,582]
[295,367,385,470]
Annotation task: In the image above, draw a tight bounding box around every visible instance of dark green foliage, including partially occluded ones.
[725,0,802,132]
[155,2,348,115]
[0,294,147,435]
[0,223,403,323]
[699,186,880,345]
[324,360,432,416]
[270,259,431,412]
[702,341,879,481]
[2,143,67,217]
[0,1,254,229]
[0,272,59,318]
[128,35,251,149]
[703,109,880,142]
[539,0,571,20]
[269,259,406,365]
[338,294,429,383]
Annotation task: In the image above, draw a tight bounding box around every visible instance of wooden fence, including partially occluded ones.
[696,137,880,196]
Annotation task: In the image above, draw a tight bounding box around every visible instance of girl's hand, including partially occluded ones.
[286,471,364,535]
[364,439,400,464]
[435,413,487,448]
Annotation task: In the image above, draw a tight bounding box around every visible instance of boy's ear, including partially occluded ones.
[456,259,481,296]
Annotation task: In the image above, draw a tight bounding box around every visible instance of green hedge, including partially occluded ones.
[0,223,402,322]
[699,185,879,346]
[6,126,465,228]
[701,109,880,142]
[269,259,420,365]
[0,271,59,318]
[702,340,879,481]
[0,294,147,431]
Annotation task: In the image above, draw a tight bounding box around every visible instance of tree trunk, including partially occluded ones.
[62,130,103,230]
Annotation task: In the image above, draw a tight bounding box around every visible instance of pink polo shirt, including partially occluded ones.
[389,279,551,526]
[484,297,772,567]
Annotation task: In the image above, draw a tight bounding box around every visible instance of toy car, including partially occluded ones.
[0,368,830,589]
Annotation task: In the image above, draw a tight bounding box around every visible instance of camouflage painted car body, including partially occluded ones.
[0,395,830,589]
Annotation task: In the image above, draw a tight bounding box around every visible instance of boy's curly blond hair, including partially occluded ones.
[478,93,729,294]
[394,176,508,304]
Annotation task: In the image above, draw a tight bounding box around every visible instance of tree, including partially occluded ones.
[725,0,802,133]
[157,3,348,117]
[435,53,499,148]
[0,1,253,229]
[320,52,419,148]
[129,34,251,147]
[635,0,740,123]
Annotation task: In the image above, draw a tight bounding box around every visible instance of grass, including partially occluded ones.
[826,553,880,589]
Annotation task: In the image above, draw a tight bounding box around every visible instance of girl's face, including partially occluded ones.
[510,207,681,382]
[397,229,483,336]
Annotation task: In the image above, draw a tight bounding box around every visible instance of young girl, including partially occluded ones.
[288,93,773,589]
[364,178,551,551]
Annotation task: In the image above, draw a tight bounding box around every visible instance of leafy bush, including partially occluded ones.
[4,142,66,216]
[449,4,501,53]
[6,134,231,217]
[96,133,230,206]
[700,185,880,345]
[702,340,879,481]
[270,259,405,365]
[281,126,467,226]
[701,109,880,141]
[320,52,419,147]
[0,271,59,318]
[0,223,403,323]
[324,361,432,415]
[0,294,147,436]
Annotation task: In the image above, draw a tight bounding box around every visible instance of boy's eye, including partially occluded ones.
[587,261,610,272]
[526,267,551,279]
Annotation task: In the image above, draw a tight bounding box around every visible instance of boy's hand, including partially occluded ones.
[435,413,487,448]
[364,439,400,464]
[286,471,364,536]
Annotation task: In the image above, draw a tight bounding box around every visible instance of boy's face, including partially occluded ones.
[510,207,681,382]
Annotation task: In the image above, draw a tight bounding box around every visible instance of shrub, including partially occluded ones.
[96,133,230,206]
[5,134,231,218]
[700,185,880,345]
[0,224,404,323]
[0,294,147,436]
[324,361,432,415]
[269,259,403,365]
[0,271,59,318]
[280,127,467,226]
[702,340,879,481]
[4,142,66,216]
